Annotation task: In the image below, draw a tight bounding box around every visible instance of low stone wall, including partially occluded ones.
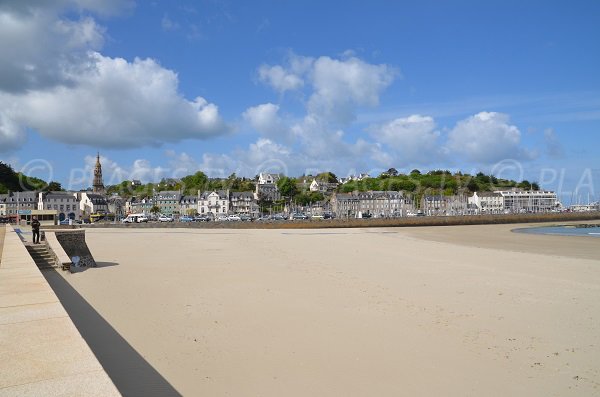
[0,225,120,396]
[52,229,96,269]
[80,211,600,230]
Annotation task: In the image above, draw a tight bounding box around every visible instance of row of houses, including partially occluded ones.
[1,183,564,223]
[330,189,562,218]
[0,191,114,223]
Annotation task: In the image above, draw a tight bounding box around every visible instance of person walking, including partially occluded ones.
[31,216,41,244]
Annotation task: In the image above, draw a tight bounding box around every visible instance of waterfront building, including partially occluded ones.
[230,191,259,216]
[38,191,81,221]
[2,191,38,222]
[180,195,198,216]
[331,191,412,218]
[421,195,449,216]
[199,190,230,216]
[107,196,126,220]
[495,189,559,213]
[468,192,505,214]
[155,190,182,216]
[126,196,154,215]
[78,192,109,218]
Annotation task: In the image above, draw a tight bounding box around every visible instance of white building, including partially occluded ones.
[199,190,229,216]
[495,189,559,213]
[309,179,338,193]
[468,192,505,214]
[77,192,109,217]
[258,173,280,185]
[38,191,81,221]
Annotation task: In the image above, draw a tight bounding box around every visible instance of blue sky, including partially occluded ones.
[0,0,599,203]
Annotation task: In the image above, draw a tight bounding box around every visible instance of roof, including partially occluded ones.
[199,190,229,199]
[230,191,254,199]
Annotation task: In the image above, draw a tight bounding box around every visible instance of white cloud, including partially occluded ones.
[446,112,533,163]
[161,14,180,31]
[257,53,397,125]
[0,110,26,151]
[15,53,229,147]
[243,103,290,140]
[308,56,397,124]
[369,115,440,164]
[0,0,230,153]
[258,64,304,93]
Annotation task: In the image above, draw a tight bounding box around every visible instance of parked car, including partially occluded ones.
[158,215,174,222]
[323,212,334,219]
[227,214,241,221]
[239,214,252,221]
[257,215,271,221]
[291,213,309,220]
[360,213,372,219]
[179,216,194,222]
[272,214,286,221]
[311,214,324,220]
[216,214,229,221]
[194,215,210,222]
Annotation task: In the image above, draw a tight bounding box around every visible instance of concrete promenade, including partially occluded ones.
[0,225,121,396]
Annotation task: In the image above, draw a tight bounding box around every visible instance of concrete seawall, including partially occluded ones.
[0,225,121,396]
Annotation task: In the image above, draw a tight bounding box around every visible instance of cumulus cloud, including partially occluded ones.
[258,64,304,93]
[369,115,441,164]
[243,103,289,140]
[308,56,397,124]
[446,112,533,163]
[0,0,230,153]
[0,110,26,151]
[257,53,397,125]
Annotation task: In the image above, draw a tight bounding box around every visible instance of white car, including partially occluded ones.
[216,214,229,221]
[227,214,241,221]
[158,215,173,222]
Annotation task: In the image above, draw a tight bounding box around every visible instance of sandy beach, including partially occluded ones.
[43,223,600,396]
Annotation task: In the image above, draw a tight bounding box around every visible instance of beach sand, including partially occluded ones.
[43,223,600,396]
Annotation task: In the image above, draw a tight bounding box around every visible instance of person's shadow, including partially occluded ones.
[42,269,182,397]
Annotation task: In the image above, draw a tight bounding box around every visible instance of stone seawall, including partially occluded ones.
[69,211,600,230]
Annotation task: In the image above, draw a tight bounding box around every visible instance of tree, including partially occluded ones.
[44,181,63,192]
[277,177,298,199]
[150,205,161,215]
[410,169,421,175]
[467,179,479,192]
[181,171,208,195]
[316,172,338,183]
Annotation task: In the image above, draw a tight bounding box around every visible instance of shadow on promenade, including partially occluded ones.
[42,269,182,397]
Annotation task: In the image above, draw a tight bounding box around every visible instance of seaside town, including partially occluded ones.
[1,154,597,226]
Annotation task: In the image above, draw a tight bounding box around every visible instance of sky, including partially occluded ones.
[0,0,599,203]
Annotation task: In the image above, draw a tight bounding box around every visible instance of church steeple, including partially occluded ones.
[93,152,105,194]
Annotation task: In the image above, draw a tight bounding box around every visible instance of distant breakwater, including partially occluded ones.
[42,211,600,230]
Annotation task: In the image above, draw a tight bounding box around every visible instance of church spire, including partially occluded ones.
[93,152,105,194]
